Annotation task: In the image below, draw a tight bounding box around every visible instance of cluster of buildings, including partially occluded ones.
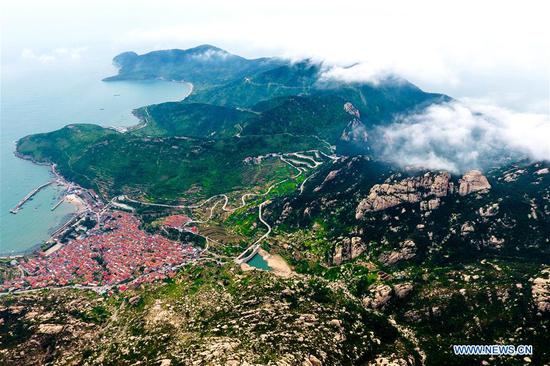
[163,214,192,229]
[162,214,198,234]
[1,212,199,292]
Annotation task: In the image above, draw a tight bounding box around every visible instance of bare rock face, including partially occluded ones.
[531,267,550,313]
[356,172,452,218]
[314,169,341,192]
[479,203,499,217]
[461,222,475,235]
[341,102,368,143]
[378,240,416,266]
[458,170,491,196]
[37,323,64,335]
[368,355,411,366]
[277,202,293,224]
[305,355,323,366]
[350,237,365,258]
[487,235,504,248]
[363,284,393,309]
[393,283,414,299]
[333,245,343,266]
[340,119,368,143]
[503,169,525,182]
[332,237,366,265]
[343,102,360,118]
[420,198,441,211]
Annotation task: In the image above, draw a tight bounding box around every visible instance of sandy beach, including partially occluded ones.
[64,194,87,213]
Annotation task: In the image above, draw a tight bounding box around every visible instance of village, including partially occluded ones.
[2,167,202,294]
[1,211,199,293]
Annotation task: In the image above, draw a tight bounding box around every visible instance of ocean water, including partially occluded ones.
[0,61,191,255]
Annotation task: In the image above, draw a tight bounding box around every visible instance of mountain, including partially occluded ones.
[134,102,255,138]
[184,60,321,107]
[103,44,285,87]
[125,57,449,157]
[263,157,550,364]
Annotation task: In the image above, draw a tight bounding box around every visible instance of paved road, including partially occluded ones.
[122,149,333,264]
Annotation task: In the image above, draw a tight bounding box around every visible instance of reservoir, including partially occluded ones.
[247,252,272,271]
[0,59,191,255]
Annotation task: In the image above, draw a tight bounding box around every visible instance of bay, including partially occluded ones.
[0,61,191,255]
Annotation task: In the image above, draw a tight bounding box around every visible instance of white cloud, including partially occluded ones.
[318,63,389,85]
[20,47,88,64]
[373,101,550,172]
[190,48,230,61]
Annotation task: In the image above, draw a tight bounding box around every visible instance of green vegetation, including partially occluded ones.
[241,95,350,142]
[17,126,324,200]
[186,61,320,107]
[134,102,254,137]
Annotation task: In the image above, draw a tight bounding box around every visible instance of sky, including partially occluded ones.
[1,0,549,114]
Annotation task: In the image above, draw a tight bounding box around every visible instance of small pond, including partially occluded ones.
[247,253,272,271]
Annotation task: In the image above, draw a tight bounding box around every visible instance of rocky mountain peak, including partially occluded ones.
[458,170,491,196]
[343,102,360,118]
[355,172,452,218]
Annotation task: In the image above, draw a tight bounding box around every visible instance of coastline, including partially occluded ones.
[64,193,87,213]
[3,80,193,259]
[2,149,89,258]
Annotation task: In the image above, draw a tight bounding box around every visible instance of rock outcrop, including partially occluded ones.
[535,168,549,175]
[393,283,414,299]
[420,198,441,211]
[356,172,452,218]
[340,119,368,143]
[341,102,368,143]
[363,284,393,309]
[458,170,491,196]
[479,203,499,217]
[313,169,341,192]
[461,222,475,235]
[531,267,550,313]
[378,239,416,266]
[332,236,365,265]
[356,170,492,218]
[37,323,64,335]
[343,102,360,118]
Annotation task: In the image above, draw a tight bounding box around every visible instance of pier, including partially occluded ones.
[9,181,54,214]
[48,211,85,240]
[51,197,65,211]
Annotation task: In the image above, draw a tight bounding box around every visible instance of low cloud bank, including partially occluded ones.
[372,101,550,172]
[318,63,391,85]
[190,48,230,61]
[21,47,88,64]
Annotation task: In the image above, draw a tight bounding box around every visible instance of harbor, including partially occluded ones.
[9,181,54,214]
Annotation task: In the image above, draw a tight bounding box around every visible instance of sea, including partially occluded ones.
[0,60,192,255]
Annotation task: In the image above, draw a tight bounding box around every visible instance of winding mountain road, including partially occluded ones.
[123,148,335,264]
